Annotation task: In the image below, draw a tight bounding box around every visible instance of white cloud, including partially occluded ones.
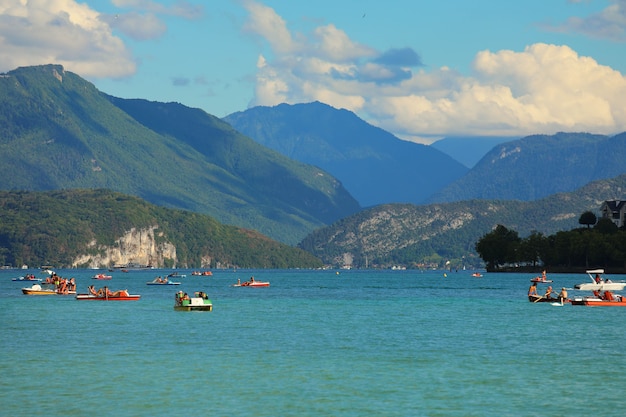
[243,2,626,142]
[243,0,297,55]
[0,0,135,78]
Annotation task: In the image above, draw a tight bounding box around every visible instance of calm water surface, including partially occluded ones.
[2,269,626,416]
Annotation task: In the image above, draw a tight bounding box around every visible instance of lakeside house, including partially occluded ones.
[601,200,626,228]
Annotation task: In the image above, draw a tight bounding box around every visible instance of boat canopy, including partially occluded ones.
[586,269,604,274]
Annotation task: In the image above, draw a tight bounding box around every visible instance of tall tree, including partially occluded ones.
[579,211,597,229]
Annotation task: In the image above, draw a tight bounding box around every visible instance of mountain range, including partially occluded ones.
[2,64,626,266]
[224,102,468,207]
[0,65,359,244]
[429,132,626,203]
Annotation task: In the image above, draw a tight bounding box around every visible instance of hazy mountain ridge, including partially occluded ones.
[299,174,626,268]
[430,136,518,168]
[0,65,360,244]
[429,132,626,203]
[224,102,469,207]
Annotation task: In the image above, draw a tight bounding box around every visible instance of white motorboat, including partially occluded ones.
[574,269,626,291]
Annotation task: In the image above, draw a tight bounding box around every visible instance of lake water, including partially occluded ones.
[2,268,626,416]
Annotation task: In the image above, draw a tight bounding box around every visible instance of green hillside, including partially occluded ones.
[0,189,323,269]
[299,174,626,269]
[0,65,360,244]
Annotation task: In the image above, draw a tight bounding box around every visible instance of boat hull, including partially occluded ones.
[530,278,552,283]
[146,281,181,285]
[22,288,76,295]
[234,282,270,287]
[174,297,212,311]
[76,294,140,301]
[22,284,75,295]
[92,276,112,280]
[528,295,568,303]
[573,282,626,291]
[570,297,626,306]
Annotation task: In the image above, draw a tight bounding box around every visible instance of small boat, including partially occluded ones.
[22,283,76,296]
[174,291,213,311]
[12,275,42,282]
[146,277,180,285]
[92,273,112,280]
[530,270,552,283]
[112,263,154,271]
[76,289,140,301]
[528,295,568,303]
[471,273,482,278]
[233,279,270,287]
[191,271,212,276]
[167,272,186,278]
[570,293,626,307]
[573,269,626,291]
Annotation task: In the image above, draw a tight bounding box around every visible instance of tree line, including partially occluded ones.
[475,211,626,272]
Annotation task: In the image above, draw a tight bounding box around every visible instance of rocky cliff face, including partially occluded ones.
[72,227,177,268]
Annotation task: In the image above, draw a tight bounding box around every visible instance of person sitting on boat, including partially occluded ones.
[558,287,568,302]
[544,286,554,299]
[605,277,613,283]
[58,278,68,294]
[175,291,184,305]
[88,285,98,296]
[528,282,538,297]
[595,274,602,284]
[603,291,615,301]
[593,290,601,298]
[541,270,547,281]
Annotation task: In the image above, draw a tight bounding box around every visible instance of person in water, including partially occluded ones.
[528,282,538,297]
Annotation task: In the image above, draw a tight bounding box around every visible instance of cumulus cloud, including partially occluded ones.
[544,0,626,42]
[0,0,135,78]
[243,1,626,142]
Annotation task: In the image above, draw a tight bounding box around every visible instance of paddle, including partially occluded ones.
[533,295,544,303]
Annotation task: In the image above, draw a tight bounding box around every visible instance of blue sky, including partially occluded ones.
[0,0,625,143]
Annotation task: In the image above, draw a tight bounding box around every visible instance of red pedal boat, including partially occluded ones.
[76,286,140,301]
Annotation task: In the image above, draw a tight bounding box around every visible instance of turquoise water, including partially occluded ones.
[2,269,626,416]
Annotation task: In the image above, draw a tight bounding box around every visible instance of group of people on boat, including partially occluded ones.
[152,276,170,284]
[592,290,621,301]
[528,282,568,301]
[88,285,129,298]
[237,277,256,286]
[44,273,76,294]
